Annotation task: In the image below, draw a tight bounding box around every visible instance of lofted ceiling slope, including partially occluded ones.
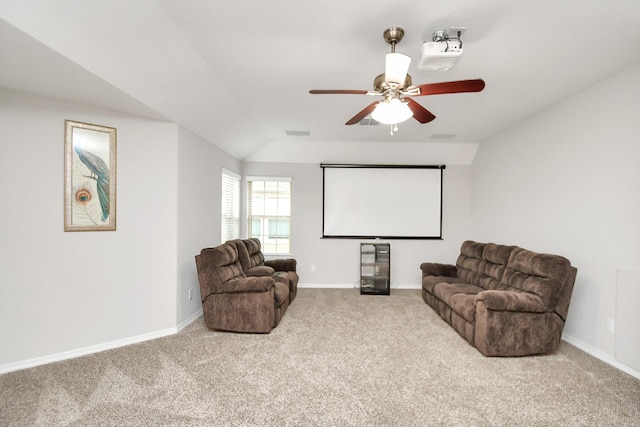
[1,0,639,164]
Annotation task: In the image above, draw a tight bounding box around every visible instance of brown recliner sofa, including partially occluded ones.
[421,240,577,356]
[230,238,299,303]
[195,242,291,333]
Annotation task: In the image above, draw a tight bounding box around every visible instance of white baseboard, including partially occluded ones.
[562,333,640,380]
[4,301,635,382]
[298,283,421,290]
[299,283,357,289]
[394,283,422,289]
[0,327,177,375]
[178,308,203,331]
[1,310,205,375]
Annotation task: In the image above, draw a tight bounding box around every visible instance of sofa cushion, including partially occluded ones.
[433,282,483,323]
[246,265,275,276]
[433,282,483,304]
[449,293,477,323]
[199,244,245,293]
[460,240,485,258]
[455,241,514,290]
[456,255,483,286]
[422,275,466,293]
[478,243,515,290]
[500,248,571,311]
[219,276,274,294]
[244,238,266,269]
[230,239,251,271]
[483,243,514,265]
[432,282,482,323]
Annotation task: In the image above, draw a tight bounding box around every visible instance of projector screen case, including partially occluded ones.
[321,164,445,239]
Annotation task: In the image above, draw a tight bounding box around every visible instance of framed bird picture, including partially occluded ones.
[64,120,117,231]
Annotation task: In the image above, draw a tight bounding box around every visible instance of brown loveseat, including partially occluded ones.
[421,241,577,356]
[195,240,295,333]
[231,238,299,303]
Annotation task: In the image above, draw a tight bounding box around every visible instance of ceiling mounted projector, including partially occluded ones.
[418,28,464,71]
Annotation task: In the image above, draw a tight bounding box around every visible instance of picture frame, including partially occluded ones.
[64,120,117,231]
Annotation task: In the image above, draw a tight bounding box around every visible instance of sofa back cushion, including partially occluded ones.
[456,241,514,290]
[243,238,266,269]
[199,243,245,293]
[500,247,572,314]
[230,239,251,271]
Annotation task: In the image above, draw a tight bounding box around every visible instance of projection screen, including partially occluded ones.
[321,164,444,239]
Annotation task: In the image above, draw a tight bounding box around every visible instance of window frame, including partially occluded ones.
[246,176,292,255]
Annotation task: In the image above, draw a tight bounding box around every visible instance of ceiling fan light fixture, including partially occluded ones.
[371,98,413,125]
[385,52,411,86]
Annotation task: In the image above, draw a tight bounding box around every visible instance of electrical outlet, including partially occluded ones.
[606,318,615,334]
[311,265,316,273]
[188,289,193,301]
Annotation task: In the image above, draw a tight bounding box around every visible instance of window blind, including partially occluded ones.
[221,169,240,242]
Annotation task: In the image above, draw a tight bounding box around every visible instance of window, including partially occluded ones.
[221,169,240,242]
[247,177,291,254]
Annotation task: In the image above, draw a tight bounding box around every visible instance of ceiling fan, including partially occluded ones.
[309,27,485,134]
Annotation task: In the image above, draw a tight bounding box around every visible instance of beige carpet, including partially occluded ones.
[1,288,639,426]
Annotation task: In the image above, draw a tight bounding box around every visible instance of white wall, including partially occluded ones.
[4,61,638,375]
[176,126,241,325]
[470,63,640,363]
[242,162,472,287]
[0,88,178,368]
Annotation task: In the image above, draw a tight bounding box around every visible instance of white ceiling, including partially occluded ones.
[1,0,640,164]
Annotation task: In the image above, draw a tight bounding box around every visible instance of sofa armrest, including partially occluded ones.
[217,276,275,294]
[476,290,546,313]
[265,258,297,273]
[420,262,457,278]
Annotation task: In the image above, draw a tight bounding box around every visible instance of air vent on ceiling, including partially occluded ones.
[285,130,310,136]
[429,133,456,139]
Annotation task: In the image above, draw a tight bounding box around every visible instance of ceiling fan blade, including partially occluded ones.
[405,98,436,124]
[309,89,369,95]
[409,79,485,97]
[346,101,379,125]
